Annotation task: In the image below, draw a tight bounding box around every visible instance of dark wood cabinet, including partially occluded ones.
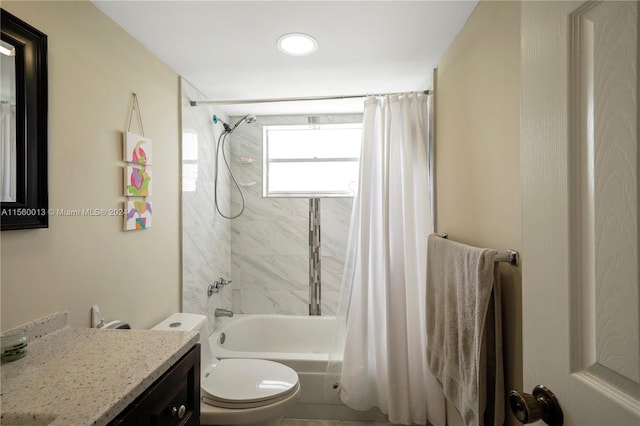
[110,344,201,426]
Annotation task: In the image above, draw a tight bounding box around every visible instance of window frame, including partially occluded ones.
[181,130,199,192]
[262,123,362,198]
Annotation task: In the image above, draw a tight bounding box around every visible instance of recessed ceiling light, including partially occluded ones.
[277,33,318,56]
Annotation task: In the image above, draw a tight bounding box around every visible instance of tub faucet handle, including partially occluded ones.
[207,277,232,296]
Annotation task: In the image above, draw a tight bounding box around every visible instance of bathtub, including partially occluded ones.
[209,314,387,422]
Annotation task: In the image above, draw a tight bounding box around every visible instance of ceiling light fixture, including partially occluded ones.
[277,33,318,56]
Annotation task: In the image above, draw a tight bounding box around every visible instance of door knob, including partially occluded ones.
[508,385,563,425]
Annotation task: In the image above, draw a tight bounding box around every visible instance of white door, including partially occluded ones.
[521,1,640,425]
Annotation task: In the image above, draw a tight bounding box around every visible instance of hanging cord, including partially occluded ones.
[214,131,246,219]
[127,93,145,136]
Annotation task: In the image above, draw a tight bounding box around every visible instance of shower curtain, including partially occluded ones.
[328,92,445,425]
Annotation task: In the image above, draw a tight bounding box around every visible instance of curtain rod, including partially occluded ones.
[189,90,432,106]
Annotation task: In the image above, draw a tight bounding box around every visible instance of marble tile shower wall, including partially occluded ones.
[181,79,233,331]
[229,114,361,315]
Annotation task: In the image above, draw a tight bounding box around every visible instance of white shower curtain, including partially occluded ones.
[328,92,445,425]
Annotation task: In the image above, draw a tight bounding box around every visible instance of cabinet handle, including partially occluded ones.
[171,405,186,419]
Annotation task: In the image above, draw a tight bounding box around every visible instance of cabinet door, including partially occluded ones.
[111,344,201,426]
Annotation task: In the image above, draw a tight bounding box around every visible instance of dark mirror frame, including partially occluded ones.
[1,9,48,230]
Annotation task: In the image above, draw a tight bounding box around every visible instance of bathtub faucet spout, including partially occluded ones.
[215,308,234,318]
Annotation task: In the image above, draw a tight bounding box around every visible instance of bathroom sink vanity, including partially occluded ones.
[0,312,200,426]
[109,345,200,426]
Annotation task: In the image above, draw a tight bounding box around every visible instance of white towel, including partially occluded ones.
[425,234,505,426]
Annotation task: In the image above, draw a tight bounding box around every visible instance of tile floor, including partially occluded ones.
[281,420,397,426]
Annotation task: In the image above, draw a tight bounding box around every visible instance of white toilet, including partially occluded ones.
[152,313,300,426]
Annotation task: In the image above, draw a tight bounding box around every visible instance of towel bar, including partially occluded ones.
[436,233,519,266]
[495,249,519,266]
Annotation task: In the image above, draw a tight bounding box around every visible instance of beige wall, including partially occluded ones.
[435,1,522,424]
[0,1,181,330]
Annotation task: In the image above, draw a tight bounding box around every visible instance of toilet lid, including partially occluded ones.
[201,358,299,405]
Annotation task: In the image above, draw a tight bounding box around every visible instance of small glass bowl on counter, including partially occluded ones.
[1,328,29,363]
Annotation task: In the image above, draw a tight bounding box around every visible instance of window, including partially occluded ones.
[263,123,362,197]
[182,131,198,192]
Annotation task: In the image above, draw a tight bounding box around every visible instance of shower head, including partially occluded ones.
[231,114,257,130]
[213,114,257,134]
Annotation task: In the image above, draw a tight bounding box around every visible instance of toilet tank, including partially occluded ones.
[152,313,214,378]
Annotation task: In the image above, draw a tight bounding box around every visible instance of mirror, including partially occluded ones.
[1,38,16,202]
[0,9,48,230]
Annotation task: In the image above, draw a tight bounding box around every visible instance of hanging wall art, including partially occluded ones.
[124,200,152,230]
[122,92,153,231]
[124,132,152,165]
[124,165,152,197]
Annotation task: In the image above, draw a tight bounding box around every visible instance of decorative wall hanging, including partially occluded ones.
[124,165,152,196]
[124,200,152,230]
[122,92,153,231]
[124,132,152,165]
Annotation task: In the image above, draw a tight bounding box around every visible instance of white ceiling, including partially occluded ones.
[92,1,478,116]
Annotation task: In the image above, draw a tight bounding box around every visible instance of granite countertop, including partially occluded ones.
[0,312,198,426]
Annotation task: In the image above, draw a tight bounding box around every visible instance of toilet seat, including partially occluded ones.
[201,358,299,409]
[202,383,300,409]
[200,384,300,426]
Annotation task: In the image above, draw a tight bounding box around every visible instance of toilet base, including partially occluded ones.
[199,384,300,425]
